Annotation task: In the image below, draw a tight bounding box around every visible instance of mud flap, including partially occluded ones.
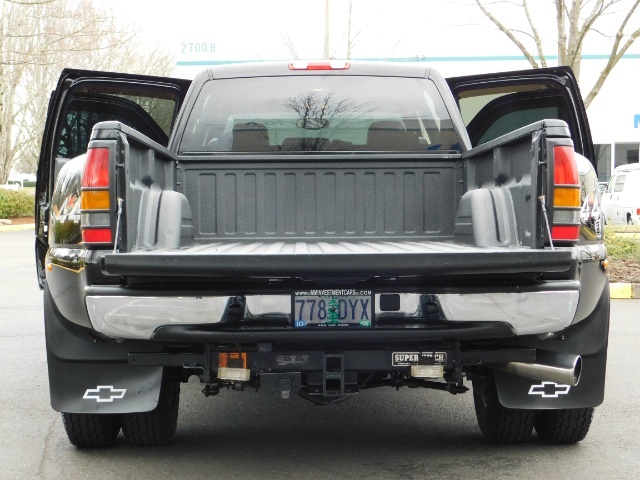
[43,283,165,414]
[494,350,607,409]
[47,353,163,414]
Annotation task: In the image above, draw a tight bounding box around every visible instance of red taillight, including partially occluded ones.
[82,228,112,243]
[82,148,110,187]
[550,145,581,243]
[553,146,579,185]
[551,225,580,242]
[288,61,350,70]
[81,147,113,246]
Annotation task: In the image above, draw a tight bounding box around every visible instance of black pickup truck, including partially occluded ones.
[35,61,609,447]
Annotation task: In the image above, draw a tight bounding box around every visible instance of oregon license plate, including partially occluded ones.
[293,289,373,327]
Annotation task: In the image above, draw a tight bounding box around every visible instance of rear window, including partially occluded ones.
[179,76,459,153]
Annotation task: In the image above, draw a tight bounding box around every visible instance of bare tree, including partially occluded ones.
[0,0,175,183]
[281,0,380,62]
[474,0,640,108]
[282,33,300,60]
[0,0,31,185]
[343,0,375,60]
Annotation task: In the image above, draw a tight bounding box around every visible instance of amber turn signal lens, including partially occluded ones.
[553,187,580,207]
[81,190,110,210]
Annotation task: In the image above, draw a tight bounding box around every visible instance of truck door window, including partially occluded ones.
[56,87,179,159]
[455,84,571,148]
[614,175,626,192]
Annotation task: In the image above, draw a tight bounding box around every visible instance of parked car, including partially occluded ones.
[601,163,640,225]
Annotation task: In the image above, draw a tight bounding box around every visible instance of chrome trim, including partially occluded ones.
[246,295,290,316]
[490,352,582,386]
[438,291,579,335]
[376,294,421,315]
[577,243,607,263]
[245,294,421,317]
[86,290,579,340]
[86,296,231,339]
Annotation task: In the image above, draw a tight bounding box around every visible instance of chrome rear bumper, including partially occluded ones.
[86,290,579,340]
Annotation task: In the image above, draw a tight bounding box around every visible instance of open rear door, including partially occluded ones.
[446,66,594,164]
[35,69,192,288]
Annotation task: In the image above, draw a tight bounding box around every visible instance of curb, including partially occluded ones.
[610,283,640,299]
[0,223,34,232]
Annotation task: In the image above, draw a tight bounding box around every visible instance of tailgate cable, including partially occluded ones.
[539,195,554,250]
[113,198,123,254]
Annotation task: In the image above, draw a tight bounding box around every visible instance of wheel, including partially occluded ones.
[121,376,180,446]
[534,408,594,443]
[61,412,120,448]
[627,214,633,225]
[472,372,535,444]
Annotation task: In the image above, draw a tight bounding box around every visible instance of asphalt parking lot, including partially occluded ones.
[1,228,639,480]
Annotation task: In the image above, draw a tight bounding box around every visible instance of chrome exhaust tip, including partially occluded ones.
[490,352,582,387]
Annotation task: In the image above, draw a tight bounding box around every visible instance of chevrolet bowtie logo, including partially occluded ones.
[83,386,127,402]
[528,382,571,398]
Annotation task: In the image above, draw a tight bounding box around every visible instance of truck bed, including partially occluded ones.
[91,120,562,281]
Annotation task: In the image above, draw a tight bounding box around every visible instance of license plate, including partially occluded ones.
[293,289,373,327]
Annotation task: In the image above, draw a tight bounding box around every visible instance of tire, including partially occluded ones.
[472,372,535,444]
[627,214,633,225]
[61,412,120,448]
[534,408,594,444]
[121,377,180,446]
